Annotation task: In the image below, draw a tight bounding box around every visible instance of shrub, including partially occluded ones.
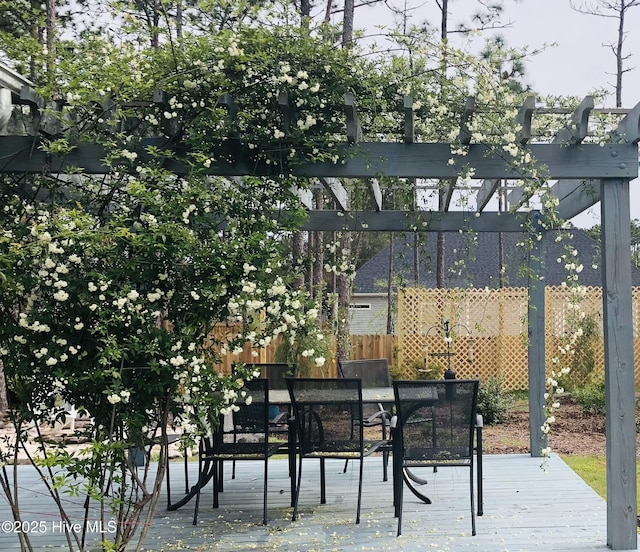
[573,379,606,416]
[477,376,510,425]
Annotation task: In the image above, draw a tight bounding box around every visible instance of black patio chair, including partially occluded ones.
[338,359,392,480]
[286,377,389,524]
[193,378,281,525]
[229,363,295,479]
[391,379,480,537]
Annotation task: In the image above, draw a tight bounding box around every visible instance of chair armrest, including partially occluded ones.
[364,407,392,425]
[475,414,483,428]
[390,415,398,429]
[270,412,289,424]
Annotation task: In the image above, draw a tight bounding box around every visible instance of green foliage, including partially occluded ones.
[573,380,606,416]
[413,361,441,380]
[477,376,510,425]
[558,314,600,391]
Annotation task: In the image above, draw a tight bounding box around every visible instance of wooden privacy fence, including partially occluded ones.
[216,286,640,390]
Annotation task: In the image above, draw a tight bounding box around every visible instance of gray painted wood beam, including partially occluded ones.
[527,231,547,457]
[443,178,456,210]
[516,96,536,145]
[299,209,532,232]
[404,96,414,143]
[553,100,640,219]
[367,178,382,211]
[510,95,594,206]
[278,91,294,130]
[600,177,637,550]
[457,96,476,145]
[555,180,600,221]
[476,179,500,212]
[0,62,35,100]
[610,101,640,144]
[554,95,593,145]
[292,186,314,210]
[319,177,349,211]
[344,93,362,144]
[477,96,533,210]
[2,137,635,180]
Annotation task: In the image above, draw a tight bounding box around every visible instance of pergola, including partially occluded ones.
[1,62,639,549]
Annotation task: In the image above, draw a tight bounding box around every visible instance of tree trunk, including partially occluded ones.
[0,360,8,420]
[436,0,449,290]
[291,231,306,290]
[45,0,56,81]
[342,0,355,46]
[313,188,325,306]
[387,235,394,334]
[336,231,352,361]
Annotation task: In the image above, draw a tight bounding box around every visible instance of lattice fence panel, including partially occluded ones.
[546,286,640,387]
[397,287,529,388]
[398,286,640,390]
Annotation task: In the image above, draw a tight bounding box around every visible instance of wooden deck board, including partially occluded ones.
[0,454,612,551]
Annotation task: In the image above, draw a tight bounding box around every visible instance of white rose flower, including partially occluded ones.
[53,290,69,302]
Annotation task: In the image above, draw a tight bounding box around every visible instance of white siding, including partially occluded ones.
[349,294,391,334]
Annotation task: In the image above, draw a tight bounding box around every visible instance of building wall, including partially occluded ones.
[349,294,390,334]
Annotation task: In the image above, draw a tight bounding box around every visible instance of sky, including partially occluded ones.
[355,0,640,228]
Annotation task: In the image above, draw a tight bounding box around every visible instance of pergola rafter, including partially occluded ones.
[1,67,639,548]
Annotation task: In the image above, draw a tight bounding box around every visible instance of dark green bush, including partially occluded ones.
[573,379,606,416]
[477,376,510,425]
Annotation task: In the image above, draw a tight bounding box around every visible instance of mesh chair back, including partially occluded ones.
[286,377,363,456]
[230,378,270,436]
[393,379,479,463]
[338,359,391,388]
[237,363,295,390]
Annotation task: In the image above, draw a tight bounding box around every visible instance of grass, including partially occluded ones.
[562,454,640,507]
[562,455,607,498]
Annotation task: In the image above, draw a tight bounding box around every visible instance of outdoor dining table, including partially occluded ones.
[166,386,397,511]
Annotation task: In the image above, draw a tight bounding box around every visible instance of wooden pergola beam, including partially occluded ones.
[366,178,383,211]
[553,100,640,220]
[601,177,637,549]
[2,137,633,180]
[516,96,536,145]
[404,96,414,144]
[476,179,501,212]
[300,209,531,232]
[509,95,594,207]
[473,97,534,210]
[344,92,362,144]
[319,176,349,211]
[457,96,476,145]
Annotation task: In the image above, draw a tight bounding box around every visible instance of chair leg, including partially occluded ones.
[210,459,220,509]
[291,456,303,521]
[382,423,388,482]
[396,467,404,536]
[320,458,326,504]
[193,440,203,525]
[356,456,364,524]
[470,466,476,536]
[262,458,268,525]
[184,445,190,494]
[166,450,172,509]
[477,425,483,516]
[343,458,349,473]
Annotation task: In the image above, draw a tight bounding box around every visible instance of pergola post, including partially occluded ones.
[527,229,547,457]
[600,177,637,550]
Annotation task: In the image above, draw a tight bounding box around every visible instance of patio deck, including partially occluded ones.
[0,453,613,551]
